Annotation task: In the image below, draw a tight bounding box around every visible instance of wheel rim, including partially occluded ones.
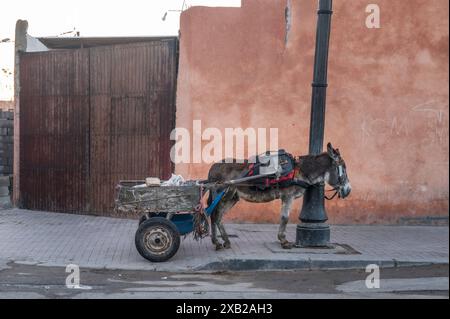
[143,226,173,255]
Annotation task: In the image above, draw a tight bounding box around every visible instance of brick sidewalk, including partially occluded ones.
[0,209,448,272]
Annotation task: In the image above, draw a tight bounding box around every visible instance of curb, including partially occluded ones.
[4,257,448,273]
[196,258,449,272]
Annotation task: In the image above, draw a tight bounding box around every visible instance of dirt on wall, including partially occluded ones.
[175,0,449,224]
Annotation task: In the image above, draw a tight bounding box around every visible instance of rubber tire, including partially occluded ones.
[138,215,147,226]
[139,213,168,226]
[135,217,181,263]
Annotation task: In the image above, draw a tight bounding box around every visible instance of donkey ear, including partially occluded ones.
[327,143,339,160]
[327,143,334,155]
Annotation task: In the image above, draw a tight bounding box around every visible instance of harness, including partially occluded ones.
[236,150,345,201]
[323,163,346,200]
[324,185,340,201]
[244,150,299,190]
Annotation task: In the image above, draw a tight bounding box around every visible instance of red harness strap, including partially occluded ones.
[247,163,255,176]
[267,170,296,186]
[246,163,298,188]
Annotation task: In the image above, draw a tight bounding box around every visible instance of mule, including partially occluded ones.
[207,143,351,250]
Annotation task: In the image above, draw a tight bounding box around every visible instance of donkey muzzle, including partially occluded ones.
[339,183,352,199]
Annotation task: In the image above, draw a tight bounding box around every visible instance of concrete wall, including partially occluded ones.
[0,101,14,110]
[176,0,449,224]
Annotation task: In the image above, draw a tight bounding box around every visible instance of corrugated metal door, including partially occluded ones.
[19,40,177,215]
[20,50,90,212]
[89,41,177,214]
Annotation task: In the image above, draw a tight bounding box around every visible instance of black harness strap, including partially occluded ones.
[324,188,339,201]
[290,179,311,189]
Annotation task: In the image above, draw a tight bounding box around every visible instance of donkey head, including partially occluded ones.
[326,143,351,199]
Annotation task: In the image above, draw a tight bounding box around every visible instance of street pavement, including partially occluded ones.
[0,261,448,299]
[0,209,447,272]
[0,209,448,299]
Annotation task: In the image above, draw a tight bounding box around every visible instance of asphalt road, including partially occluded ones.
[0,262,448,299]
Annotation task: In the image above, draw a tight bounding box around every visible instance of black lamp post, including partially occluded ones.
[296,0,333,247]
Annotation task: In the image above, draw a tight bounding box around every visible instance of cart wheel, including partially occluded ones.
[139,213,168,226]
[135,217,180,262]
[138,214,148,226]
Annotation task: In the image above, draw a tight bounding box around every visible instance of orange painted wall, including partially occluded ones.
[175,0,449,224]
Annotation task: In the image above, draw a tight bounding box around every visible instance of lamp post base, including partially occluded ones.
[296,223,330,247]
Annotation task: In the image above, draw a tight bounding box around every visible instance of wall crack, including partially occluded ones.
[285,0,292,47]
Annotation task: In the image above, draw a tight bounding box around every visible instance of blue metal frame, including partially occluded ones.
[205,190,226,216]
[170,214,195,236]
[170,190,226,235]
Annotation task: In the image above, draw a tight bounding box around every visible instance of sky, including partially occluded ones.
[0,0,241,100]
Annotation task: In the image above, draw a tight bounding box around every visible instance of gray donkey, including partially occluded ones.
[207,143,351,250]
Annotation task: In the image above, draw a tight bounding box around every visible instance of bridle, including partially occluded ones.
[310,183,339,201]
[311,162,346,201]
[324,187,340,201]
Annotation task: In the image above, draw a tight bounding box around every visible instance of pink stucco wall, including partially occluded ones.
[175,0,449,224]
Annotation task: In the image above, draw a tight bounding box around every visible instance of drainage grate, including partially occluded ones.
[264,242,361,255]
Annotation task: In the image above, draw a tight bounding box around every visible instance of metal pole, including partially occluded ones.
[296,0,333,247]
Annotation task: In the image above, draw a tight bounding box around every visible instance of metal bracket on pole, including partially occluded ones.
[317,9,333,15]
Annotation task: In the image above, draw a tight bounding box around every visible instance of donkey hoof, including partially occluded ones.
[223,242,231,249]
[215,244,224,251]
[281,241,294,250]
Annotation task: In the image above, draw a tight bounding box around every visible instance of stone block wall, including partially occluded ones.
[0,109,13,208]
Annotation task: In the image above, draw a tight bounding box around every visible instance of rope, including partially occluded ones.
[192,187,210,240]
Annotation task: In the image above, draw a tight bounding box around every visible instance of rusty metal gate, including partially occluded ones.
[19,40,177,215]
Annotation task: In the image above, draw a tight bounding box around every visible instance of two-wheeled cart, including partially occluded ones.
[115,181,226,262]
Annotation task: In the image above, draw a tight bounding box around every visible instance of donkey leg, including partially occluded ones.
[217,217,232,249]
[209,189,225,250]
[216,214,230,250]
[278,196,294,249]
[216,190,239,249]
[217,209,232,249]
[210,212,223,250]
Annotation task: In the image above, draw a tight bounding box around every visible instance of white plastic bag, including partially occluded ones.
[161,174,186,186]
